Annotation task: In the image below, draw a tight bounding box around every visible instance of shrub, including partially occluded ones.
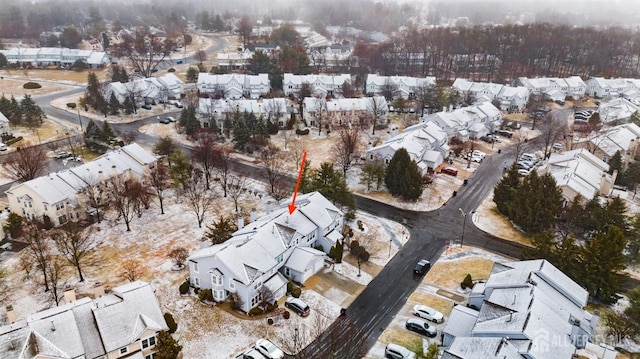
[295,128,310,135]
[461,273,473,289]
[283,310,291,319]
[164,312,178,334]
[179,281,189,295]
[168,68,176,72]
[266,303,276,312]
[248,307,262,316]
[6,136,23,145]
[290,286,302,298]
[23,82,41,89]
[267,318,274,325]
[229,294,238,310]
[198,289,213,302]
[66,103,77,109]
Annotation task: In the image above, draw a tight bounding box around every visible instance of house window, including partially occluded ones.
[229,280,235,290]
[212,273,222,286]
[58,215,68,225]
[194,277,200,287]
[285,267,291,277]
[193,263,199,273]
[214,289,225,301]
[55,202,65,210]
[44,204,48,211]
[120,347,128,355]
[251,293,261,307]
[145,354,156,359]
[142,336,156,349]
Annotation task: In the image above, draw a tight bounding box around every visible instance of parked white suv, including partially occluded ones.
[412,304,444,323]
[385,343,416,359]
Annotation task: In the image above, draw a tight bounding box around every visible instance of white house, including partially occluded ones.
[365,75,436,99]
[0,281,167,359]
[367,121,449,173]
[197,73,270,99]
[283,73,351,98]
[0,112,9,136]
[302,96,388,128]
[187,192,344,314]
[538,148,615,204]
[198,98,288,128]
[308,44,353,70]
[453,79,530,111]
[108,75,184,105]
[0,47,110,68]
[585,77,640,100]
[420,102,502,140]
[442,260,597,359]
[598,97,640,124]
[517,76,587,100]
[5,143,156,226]
[573,123,640,169]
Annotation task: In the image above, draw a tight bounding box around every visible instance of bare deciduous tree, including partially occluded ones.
[169,247,189,269]
[366,96,387,135]
[22,224,53,292]
[539,113,568,159]
[121,259,145,282]
[183,178,216,228]
[259,144,287,200]
[45,256,67,306]
[52,222,97,283]
[148,161,171,214]
[331,128,361,177]
[112,27,177,78]
[108,176,143,232]
[82,175,108,223]
[192,134,217,190]
[2,143,48,182]
[212,145,234,197]
[227,175,248,213]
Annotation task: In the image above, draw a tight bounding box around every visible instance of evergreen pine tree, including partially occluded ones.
[84,119,101,139]
[581,225,627,303]
[232,116,250,151]
[8,95,22,124]
[493,164,521,216]
[608,150,624,176]
[108,93,120,115]
[86,72,102,109]
[385,148,410,195]
[154,331,182,359]
[100,121,116,142]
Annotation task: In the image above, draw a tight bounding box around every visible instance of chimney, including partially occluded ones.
[64,285,76,303]
[93,281,105,298]
[391,126,398,137]
[507,311,513,322]
[6,305,16,324]
[250,208,257,222]
[98,170,104,182]
[111,165,117,177]
[266,201,273,214]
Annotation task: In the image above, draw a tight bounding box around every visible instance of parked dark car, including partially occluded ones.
[405,318,438,337]
[414,259,431,276]
[285,297,310,317]
[141,104,152,110]
[159,118,171,124]
[497,130,513,138]
[480,135,495,143]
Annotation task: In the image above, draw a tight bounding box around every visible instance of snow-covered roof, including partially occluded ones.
[442,337,522,359]
[588,123,640,157]
[93,281,168,352]
[599,97,640,123]
[0,281,164,358]
[366,74,435,88]
[283,73,351,86]
[543,148,611,200]
[442,305,478,339]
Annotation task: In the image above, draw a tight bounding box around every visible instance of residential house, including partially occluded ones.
[197,73,270,99]
[0,112,9,136]
[198,98,289,128]
[598,97,640,124]
[283,73,351,98]
[420,102,503,141]
[308,44,353,71]
[5,143,156,227]
[365,75,436,99]
[302,96,388,128]
[216,52,252,69]
[0,281,167,359]
[0,47,110,68]
[367,121,449,173]
[517,76,587,100]
[573,123,640,169]
[453,79,530,111]
[585,77,640,100]
[187,192,344,314]
[107,75,184,105]
[442,260,598,359]
[538,148,615,204]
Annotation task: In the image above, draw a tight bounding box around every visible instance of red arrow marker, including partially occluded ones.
[288,151,307,215]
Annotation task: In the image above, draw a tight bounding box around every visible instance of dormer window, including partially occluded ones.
[212,273,222,286]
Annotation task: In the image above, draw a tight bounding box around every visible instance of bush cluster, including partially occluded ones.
[283,311,290,319]
[295,128,309,135]
[23,82,41,89]
[178,281,189,295]
[66,103,77,109]
[248,307,262,316]
[164,313,178,334]
[6,136,23,145]
[198,289,213,302]
[460,274,473,289]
